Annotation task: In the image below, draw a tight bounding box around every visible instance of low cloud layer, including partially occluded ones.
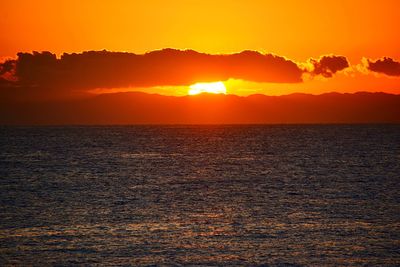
[367,57,400,76]
[0,49,304,90]
[0,49,356,91]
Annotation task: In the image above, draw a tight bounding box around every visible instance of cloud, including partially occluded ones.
[0,49,304,91]
[307,55,349,78]
[0,59,16,85]
[366,57,400,76]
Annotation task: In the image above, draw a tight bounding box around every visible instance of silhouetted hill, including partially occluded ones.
[1,91,399,124]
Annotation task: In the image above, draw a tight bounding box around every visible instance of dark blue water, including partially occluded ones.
[0,125,399,266]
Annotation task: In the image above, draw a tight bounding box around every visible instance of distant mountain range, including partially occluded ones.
[1,91,399,124]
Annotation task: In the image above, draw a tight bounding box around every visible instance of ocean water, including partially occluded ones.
[0,125,399,266]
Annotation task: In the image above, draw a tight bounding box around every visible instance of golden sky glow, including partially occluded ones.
[1,0,399,95]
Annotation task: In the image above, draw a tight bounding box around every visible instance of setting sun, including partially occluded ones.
[188,82,227,95]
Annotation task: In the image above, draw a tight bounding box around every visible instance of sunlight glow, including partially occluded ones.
[188,82,227,95]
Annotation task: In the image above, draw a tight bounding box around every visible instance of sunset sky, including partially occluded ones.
[1,0,399,96]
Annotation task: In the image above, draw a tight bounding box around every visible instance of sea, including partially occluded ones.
[0,125,399,266]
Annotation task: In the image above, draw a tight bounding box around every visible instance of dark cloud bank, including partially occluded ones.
[1,49,398,94]
[0,49,351,92]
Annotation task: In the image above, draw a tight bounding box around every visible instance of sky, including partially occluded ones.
[1,0,399,96]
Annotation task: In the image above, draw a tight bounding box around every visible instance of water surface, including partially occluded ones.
[0,125,399,265]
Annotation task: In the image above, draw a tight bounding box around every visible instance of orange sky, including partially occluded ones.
[1,0,399,95]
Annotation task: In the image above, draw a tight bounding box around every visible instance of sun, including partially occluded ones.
[188,82,227,95]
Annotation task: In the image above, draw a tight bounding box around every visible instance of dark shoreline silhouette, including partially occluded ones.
[1,91,399,125]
